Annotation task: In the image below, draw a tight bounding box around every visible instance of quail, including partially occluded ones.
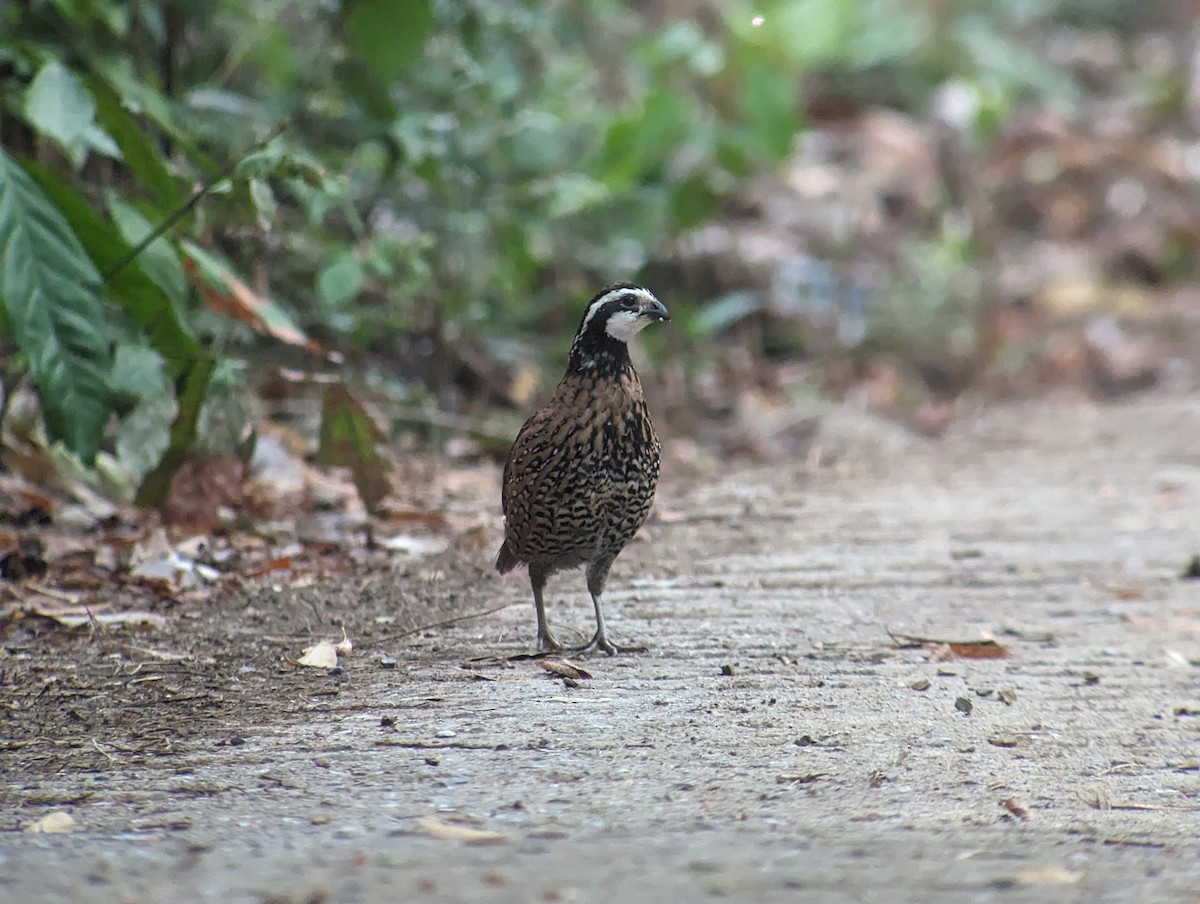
[495,282,670,655]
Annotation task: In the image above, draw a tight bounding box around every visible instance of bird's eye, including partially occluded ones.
[620,295,638,310]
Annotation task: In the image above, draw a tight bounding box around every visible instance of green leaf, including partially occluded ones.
[317,384,391,512]
[135,355,217,508]
[248,178,277,231]
[88,77,183,210]
[669,172,720,230]
[740,61,801,160]
[0,148,113,464]
[21,162,202,378]
[24,60,97,152]
[597,89,694,190]
[112,345,175,487]
[105,192,188,304]
[318,251,365,307]
[545,173,609,220]
[344,0,433,82]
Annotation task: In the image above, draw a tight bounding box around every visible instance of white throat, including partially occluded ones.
[605,309,652,341]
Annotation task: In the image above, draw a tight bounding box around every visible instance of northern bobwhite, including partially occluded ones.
[496,282,670,654]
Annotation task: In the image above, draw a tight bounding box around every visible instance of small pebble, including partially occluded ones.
[1082,672,1100,686]
[563,677,580,689]
[997,687,1018,704]
[329,665,346,678]
[380,715,396,728]
[955,696,973,715]
[910,678,931,691]
[380,657,398,670]
[436,729,457,739]
[720,664,735,677]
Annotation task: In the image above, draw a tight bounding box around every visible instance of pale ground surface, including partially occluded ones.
[3,393,1199,903]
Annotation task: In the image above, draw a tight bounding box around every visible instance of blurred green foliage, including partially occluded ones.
[0,0,1103,499]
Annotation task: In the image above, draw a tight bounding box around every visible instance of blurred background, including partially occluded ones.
[2,0,1199,522]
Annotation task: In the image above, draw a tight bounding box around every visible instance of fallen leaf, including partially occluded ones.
[381,535,449,556]
[379,509,450,531]
[988,735,1023,748]
[416,816,507,844]
[31,606,166,630]
[25,811,76,834]
[538,659,593,681]
[1000,797,1031,820]
[1015,865,1080,885]
[776,773,827,784]
[889,630,1011,660]
[294,640,339,669]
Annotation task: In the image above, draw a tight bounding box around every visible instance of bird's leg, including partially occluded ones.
[566,556,643,656]
[585,589,618,655]
[530,566,563,652]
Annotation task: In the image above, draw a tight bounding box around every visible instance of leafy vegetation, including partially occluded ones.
[0,0,1147,505]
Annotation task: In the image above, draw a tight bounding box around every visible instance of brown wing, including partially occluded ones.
[499,401,570,563]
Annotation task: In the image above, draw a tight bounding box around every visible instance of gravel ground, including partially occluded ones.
[3,393,1199,903]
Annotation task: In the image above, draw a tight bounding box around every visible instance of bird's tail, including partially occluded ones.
[495,541,520,574]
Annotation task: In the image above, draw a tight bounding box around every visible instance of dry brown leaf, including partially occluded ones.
[890,630,1011,660]
[32,606,166,630]
[416,816,507,844]
[378,509,450,531]
[183,254,336,360]
[1015,865,1081,886]
[245,556,294,578]
[25,811,76,834]
[294,640,339,669]
[538,659,593,680]
[1000,797,1031,820]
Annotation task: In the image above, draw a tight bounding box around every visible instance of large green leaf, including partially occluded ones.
[0,148,113,464]
[89,77,183,210]
[105,192,188,304]
[23,60,97,151]
[134,356,217,508]
[344,0,433,81]
[21,161,203,378]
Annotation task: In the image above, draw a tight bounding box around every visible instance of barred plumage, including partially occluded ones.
[496,282,670,654]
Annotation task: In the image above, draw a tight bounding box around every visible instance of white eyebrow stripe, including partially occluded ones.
[580,287,660,333]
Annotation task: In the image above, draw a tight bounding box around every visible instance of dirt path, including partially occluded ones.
[3,394,1199,903]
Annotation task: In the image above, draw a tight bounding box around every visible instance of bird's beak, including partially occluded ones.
[642,298,671,322]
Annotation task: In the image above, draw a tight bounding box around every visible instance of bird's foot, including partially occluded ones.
[502,630,570,662]
[567,631,646,657]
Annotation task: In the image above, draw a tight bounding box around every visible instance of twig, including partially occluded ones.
[102,120,288,283]
[90,738,117,763]
[1078,791,1199,812]
[391,405,514,445]
[21,582,82,604]
[885,628,1001,647]
[374,602,515,645]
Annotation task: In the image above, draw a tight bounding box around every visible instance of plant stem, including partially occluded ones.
[102,120,288,284]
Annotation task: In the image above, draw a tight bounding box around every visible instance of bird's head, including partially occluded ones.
[567,283,670,372]
[576,282,670,341]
